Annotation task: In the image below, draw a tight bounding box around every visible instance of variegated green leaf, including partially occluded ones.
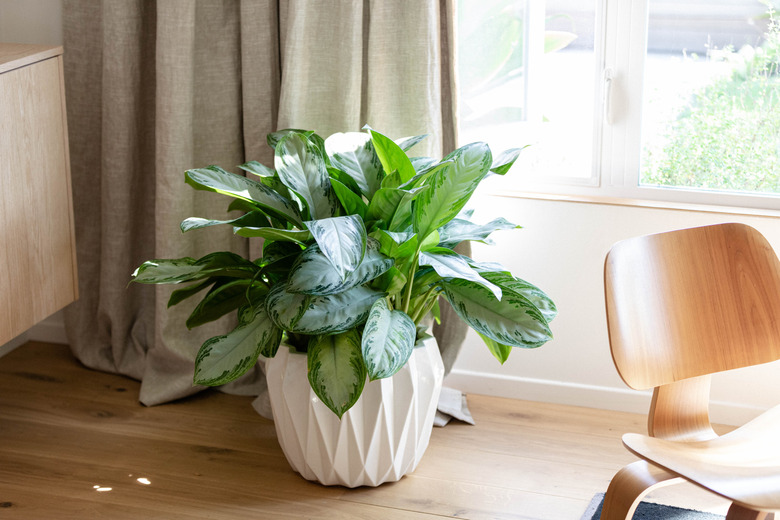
[410,156,438,173]
[438,217,520,249]
[412,142,492,240]
[367,127,416,183]
[419,248,502,300]
[441,278,552,348]
[389,185,429,232]
[373,266,407,295]
[275,132,338,220]
[132,258,199,284]
[186,279,269,329]
[168,278,215,307]
[269,283,384,335]
[307,330,366,418]
[185,166,303,227]
[265,283,310,331]
[372,229,417,259]
[294,285,385,335]
[305,215,367,280]
[234,226,312,244]
[132,252,259,284]
[287,239,392,295]
[325,132,384,198]
[239,160,275,177]
[490,146,527,175]
[361,298,416,380]
[479,271,557,323]
[477,331,512,364]
[194,305,282,386]
[180,211,271,233]
[394,134,428,152]
[330,178,368,219]
[267,129,314,149]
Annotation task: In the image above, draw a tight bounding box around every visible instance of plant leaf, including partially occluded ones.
[419,248,502,300]
[361,298,416,380]
[330,178,368,219]
[180,211,271,233]
[193,304,282,386]
[412,142,492,240]
[373,229,417,259]
[367,127,416,183]
[131,252,259,284]
[275,132,338,220]
[479,270,557,323]
[185,166,303,227]
[325,132,384,198]
[267,283,384,335]
[394,134,428,152]
[410,156,438,173]
[490,147,527,175]
[168,278,216,308]
[307,330,366,418]
[265,283,311,331]
[441,278,552,348]
[267,128,314,149]
[239,160,275,177]
[186,279,268,329]
[438,217,520,248]
[477,331,512,364]
[287,239,393,295]
[304,215,367,280]
[234,226,312,244]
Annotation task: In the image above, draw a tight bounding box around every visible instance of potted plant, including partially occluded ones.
[131,126,556,487]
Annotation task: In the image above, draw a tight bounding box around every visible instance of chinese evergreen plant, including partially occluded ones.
[131,127,556,417]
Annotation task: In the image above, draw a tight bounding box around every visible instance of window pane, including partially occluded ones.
[457,0,597,182]
[640,1,780,195]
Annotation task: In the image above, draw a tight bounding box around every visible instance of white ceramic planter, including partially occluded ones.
[265,333,444,487]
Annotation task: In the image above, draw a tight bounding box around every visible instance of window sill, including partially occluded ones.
[484,189,780,219]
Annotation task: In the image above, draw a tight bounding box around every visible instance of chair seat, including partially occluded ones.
[623,404,780,512]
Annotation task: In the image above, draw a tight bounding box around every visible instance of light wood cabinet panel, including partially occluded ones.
[0,43,77,345]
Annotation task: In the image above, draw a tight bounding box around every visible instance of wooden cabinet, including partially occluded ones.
[0,44,78,345]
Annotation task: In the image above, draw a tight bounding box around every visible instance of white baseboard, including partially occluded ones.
[445,368,767,427]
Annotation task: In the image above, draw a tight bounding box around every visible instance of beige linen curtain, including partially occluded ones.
[62,0,465,406]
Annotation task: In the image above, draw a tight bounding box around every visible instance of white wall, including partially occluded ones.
[0,0,62,45]
[446,193,780,426]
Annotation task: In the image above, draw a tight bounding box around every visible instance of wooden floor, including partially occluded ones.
[0,342,733,519]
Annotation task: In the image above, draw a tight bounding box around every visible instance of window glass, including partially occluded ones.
[457,0,598,183]
[640,1,780,195]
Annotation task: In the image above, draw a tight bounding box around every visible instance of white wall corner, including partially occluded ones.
[0,331,30,358]
[28,310,68,345]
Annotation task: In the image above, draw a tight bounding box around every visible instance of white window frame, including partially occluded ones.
[497,0,780,213]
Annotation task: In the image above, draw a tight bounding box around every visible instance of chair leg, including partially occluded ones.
[726,504,771,520]
[599,460,682,520]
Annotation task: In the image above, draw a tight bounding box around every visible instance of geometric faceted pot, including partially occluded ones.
[265,333,445,487]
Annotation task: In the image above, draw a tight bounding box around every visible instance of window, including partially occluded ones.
[458,0,780,211]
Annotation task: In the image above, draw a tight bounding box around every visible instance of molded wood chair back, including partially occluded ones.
[601,223,780,520]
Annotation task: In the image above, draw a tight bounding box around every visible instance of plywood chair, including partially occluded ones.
[601,223,780,520]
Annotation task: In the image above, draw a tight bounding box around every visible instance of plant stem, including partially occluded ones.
[409,285,440,324]
[402,250,420,314]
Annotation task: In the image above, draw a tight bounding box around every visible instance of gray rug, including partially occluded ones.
[581,493,724,520]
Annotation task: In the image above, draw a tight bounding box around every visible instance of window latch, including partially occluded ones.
[603,67,614,125]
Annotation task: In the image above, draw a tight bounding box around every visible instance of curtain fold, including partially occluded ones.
[62,0,465,406]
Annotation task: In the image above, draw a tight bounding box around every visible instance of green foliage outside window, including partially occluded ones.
[642,3,780,195]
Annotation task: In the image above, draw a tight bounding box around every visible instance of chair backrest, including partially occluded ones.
[604,223,780,390]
